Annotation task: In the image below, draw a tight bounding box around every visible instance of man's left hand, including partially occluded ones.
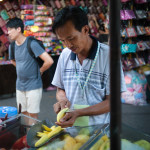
[55,110,79,128]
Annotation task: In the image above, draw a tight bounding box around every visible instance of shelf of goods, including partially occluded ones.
[21,4,64,56]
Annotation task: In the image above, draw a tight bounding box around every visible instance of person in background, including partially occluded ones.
[0,41,8,61]
[7,18,54,120]
[52,6,126,128]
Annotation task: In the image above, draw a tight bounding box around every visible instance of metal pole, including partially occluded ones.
[109,0,121,150]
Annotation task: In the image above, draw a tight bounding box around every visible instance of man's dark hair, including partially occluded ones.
[52,6,88,34]
[6,17,24,33]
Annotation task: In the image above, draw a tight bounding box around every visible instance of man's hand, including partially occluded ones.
[55,110,79,128]
[53,100,71,114]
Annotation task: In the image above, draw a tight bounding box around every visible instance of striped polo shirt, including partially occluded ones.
[52,36,126,125]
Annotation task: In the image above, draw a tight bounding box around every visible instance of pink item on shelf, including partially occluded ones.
[25,15,34,20]
[1,25,8,34]
[24,10,33,15]
[125,76,132,84]
[135,0,147,3]
[0,17,6,27]
[55,0,62,8]
[0,34,9,44]
[102,0,108,6]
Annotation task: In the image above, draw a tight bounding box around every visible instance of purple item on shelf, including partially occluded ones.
[120,10,126,20]
[21,4,33,10]
[124,10,136,20]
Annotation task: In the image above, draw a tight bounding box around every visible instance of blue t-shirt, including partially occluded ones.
[9,37,45,91]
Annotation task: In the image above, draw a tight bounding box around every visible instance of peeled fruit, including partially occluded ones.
[35,125,63,147]
[47,126,63,138]
[90,137,104,150]
[99,139,110,150]
[73,143,83,150]
[75,134,89,144]
[42,124,52,132]
[35,134,49,147]
[64,136,76,150]
[57,108,69,123]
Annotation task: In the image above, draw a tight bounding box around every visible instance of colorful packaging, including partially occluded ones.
[0,17,6,27]
[3,1,12,11]
[0,10,9,20]
[7,10,16,19]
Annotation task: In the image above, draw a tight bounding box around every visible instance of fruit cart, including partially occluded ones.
[0,114,150,150]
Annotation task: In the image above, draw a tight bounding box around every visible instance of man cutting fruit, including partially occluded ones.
[52,6,126,128]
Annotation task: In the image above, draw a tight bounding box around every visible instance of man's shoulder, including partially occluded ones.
[60,47,72,58]
[99,42,109,51]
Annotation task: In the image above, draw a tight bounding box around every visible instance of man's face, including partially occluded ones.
[55,21,89,54]
[7,27,21,41]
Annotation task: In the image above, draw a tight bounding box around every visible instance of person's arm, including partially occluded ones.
[56,95,110,128]
[39,52,54,74]
[53,88,71,114]
[10,60,16,67]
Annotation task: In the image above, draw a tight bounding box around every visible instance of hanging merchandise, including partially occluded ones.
[137,41,147,51]
[121,70,147,105]
[126,27,137,37]
[121,44,137,54]
[136,26,146,35]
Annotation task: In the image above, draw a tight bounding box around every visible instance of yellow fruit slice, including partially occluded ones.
[42,124,52,132]
[57,108,69,123]
[35,134,49,147]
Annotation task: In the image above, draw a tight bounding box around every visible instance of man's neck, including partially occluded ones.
[15,35,26,46]
[77,36,93,64]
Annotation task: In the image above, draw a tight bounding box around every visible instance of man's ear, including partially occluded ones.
[17,27,21,33]
[82,25,89,34]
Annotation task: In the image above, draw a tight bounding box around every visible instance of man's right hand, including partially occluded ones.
[53,100,71,114]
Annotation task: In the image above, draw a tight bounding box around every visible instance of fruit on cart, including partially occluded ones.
[47,126,63,138]
[35,125,63,147]
[121,139,145,150]
[90,135,109,150]
[74,134,90,144]
[42,124,52,132]
[99,139,110,150]
[134,140,150,150]
[35,134,50,147]
[78,128,90,136]
[72,142,83,150]
[63,135,76,150]
[57,108,69,123]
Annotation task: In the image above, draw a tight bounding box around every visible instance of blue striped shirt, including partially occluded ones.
[52,37,126,125]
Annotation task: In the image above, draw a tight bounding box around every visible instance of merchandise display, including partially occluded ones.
[0,0,20,62]
[121,0,150,71]
[120,0,150,105]
[21,4,64,56]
